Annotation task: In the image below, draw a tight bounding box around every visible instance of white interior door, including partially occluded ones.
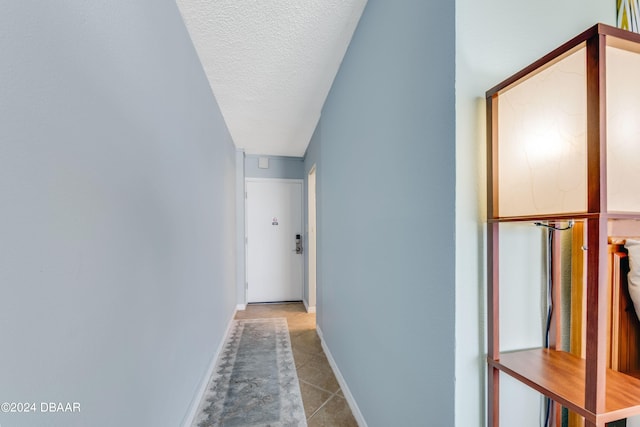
[246,179,303,303]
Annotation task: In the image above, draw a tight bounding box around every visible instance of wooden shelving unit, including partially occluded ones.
[487,24,640,427]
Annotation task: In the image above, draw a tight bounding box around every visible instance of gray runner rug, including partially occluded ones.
[192,318,307,427]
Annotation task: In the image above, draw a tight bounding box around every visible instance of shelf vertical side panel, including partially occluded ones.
[585,216,610,416]
[486,93,500,427]
[486,94,499,221]
[487,221,500,427]
[586,33,606,215]
[584,30,609,418]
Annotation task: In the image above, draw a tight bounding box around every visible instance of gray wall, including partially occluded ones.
[244,154,304,179]
[0,2,236,427]
[310,0,456,425]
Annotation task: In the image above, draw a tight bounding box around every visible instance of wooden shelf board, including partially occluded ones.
[489,348,640,424]
[488,213,596,223]
[488,212,640,223]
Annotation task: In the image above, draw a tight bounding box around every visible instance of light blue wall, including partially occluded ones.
[310,0,456,425]
[0,2,236,427]
[244,154,304,179]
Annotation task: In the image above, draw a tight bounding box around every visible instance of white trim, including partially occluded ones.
[245,177,305,185]
[180,310,237,427]
[316,326,368,427]
[235,149,247,308]
[306,165,317,311]
[302,299,316,313]
[236,304,246,311]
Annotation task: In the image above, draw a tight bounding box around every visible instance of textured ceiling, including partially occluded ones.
[176,0,367,157]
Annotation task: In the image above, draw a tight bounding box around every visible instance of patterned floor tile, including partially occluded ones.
[235,303,357,423]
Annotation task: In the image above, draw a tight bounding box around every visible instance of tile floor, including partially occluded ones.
[235,302,358,426]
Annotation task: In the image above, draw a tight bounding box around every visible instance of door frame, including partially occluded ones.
[306,165,317,313]
[244,177,305,303]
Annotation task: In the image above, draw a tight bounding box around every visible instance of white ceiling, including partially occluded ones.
[175,0,367,157]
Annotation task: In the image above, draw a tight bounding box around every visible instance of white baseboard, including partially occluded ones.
[180,310,237,427]
[236,304,246,311]
[302,299,316,313]
[316,326,368,427]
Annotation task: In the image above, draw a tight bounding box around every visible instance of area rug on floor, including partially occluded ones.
[192,318,307,427]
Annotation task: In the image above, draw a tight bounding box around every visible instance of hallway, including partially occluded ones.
[1,1,460,425]
[234,303,358,426]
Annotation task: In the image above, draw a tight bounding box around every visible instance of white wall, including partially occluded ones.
[0,2,237,426]
[455,2,614,426]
